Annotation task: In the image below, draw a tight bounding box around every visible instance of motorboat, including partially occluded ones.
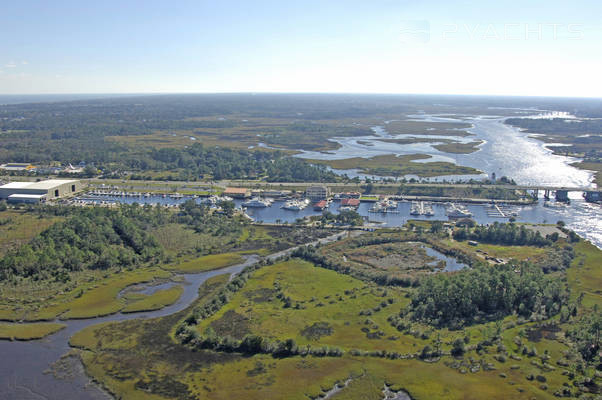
[423,202,435,216]
[369,202,385,213]
[282,199,309,211]
[242,197,272,208]
[446,203,472,218]
[410,201,422,215]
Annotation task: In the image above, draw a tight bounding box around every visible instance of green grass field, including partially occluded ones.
[433,140,484,154]
[164,253,246,273]
[122,285,184,313]
[0,267,173,321]
[442,239,547,262]
[72,251,595,399]
[567,240,602,308]
[310,154,482,177]
[0,322,65,340]
[194,259,424,353]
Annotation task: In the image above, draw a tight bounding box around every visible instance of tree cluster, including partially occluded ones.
[0,206,163,281]
[408,262,568,328]
[453,222,552,247]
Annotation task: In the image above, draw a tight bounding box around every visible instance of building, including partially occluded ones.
[305,185,329,201]
[339,192,361,199]
[341,198,360,208]
[313,200,328,211]
[223,187,251,198]
[0,163,35,172]
[7,194,46,204]
[0,179,83,201]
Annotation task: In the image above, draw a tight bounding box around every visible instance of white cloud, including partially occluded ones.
[5,62,17,68]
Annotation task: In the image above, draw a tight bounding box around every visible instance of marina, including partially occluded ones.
[69,192,601,249]
[409,201,434,216]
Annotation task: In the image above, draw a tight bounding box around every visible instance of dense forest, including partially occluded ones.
[453,222,554,246]
[407,262,568,328]
[0,201,254,283]
[0,206,163,282]
[143,143,339,182]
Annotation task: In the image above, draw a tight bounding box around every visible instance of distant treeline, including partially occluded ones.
[506,118,602,136]
[0,94,394,181]
[144,143,338,182]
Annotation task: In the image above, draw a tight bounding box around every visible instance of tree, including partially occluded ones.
[451,338,466,356]
[218,200,235,217]
[430,221,444,234]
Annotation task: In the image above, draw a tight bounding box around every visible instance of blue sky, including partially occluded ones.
[1,0,601,96]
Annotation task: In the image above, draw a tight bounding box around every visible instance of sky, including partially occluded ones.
[1,0,601,97]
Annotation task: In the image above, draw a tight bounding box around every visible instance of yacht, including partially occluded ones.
[369,202,385,213]
[446,203,472,218]
[410,201,422,215]
[281,199,309,211]
[242,197,272,208]
[423,202,435,216]
[370,199,398,213]
[384,199,398,210]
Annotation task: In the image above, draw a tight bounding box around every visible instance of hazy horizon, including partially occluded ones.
[2,0,601,97]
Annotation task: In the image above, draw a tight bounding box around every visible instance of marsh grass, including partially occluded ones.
[0,322,65,340]
[122,285,184,313]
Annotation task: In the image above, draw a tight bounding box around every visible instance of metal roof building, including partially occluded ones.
[0,179,83,200]
[7,194,47,204]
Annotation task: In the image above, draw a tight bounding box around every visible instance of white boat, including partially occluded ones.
[369,202,385,213]
[423,202,435,216]
[410,201,422,215]
[281,200,307,211]
[369,199,398,213]
[242,197,272,208]
[383,199,397,210]
[446,203,472,218]
[201,195,218,205]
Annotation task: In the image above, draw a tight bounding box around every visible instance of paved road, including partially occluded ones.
[85,177,594,193]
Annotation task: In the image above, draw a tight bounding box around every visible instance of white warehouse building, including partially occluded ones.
[0,179,83,203]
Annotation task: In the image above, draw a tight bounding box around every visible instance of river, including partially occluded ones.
[0,232,358,400]
[294,113,594,189]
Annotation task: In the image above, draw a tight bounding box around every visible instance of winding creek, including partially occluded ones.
[0,233,355,400]
[0,262,253,400]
